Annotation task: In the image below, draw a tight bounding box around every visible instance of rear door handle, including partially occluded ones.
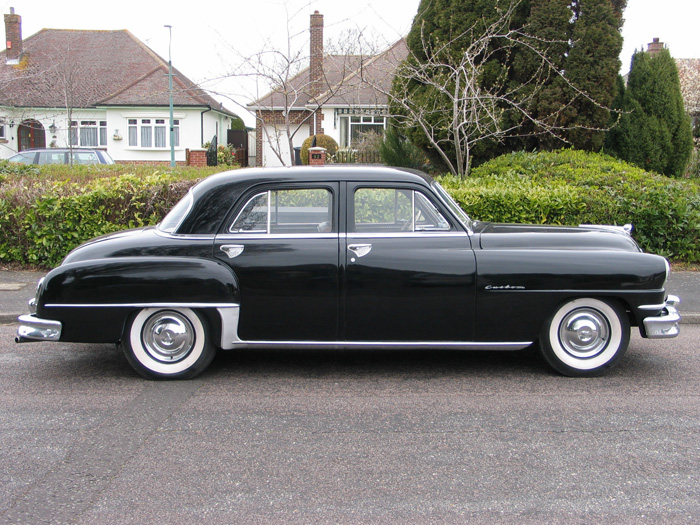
[220,244,244,259]
[348,244,372,262]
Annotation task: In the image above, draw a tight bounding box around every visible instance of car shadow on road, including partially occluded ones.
[207,345,547,380]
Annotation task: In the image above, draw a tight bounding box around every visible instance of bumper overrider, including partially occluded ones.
[641,295,681,339]
[16,314,62,343]
[15,295,62,343]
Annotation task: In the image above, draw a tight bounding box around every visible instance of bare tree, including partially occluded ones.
[212,5,377,166]
[371,0,610,177]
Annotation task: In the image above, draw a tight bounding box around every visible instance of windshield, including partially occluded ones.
[432,181,473,232]
[158,192,193,233]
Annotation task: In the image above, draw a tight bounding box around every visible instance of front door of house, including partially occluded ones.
[18,120,46,151]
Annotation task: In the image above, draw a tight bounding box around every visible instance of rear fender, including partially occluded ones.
[37,257,240,343]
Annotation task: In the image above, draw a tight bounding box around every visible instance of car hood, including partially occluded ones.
[474,222,641,252]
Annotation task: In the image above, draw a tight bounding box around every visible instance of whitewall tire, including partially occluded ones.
[122,308,215,379]
[539,298,630,377]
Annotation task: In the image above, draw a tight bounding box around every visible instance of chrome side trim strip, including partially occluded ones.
[153,230,216,241]
[44,302,239,309]
[216,233,339,241]
[638,295,681,311]
[224,341,532,351]
[346,232,469,239]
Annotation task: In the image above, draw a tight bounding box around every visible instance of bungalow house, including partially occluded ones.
[248,11,407,167]
[0,8,237,164]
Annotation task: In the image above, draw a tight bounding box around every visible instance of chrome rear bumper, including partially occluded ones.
[16,314,62,343]
[642,295,681,339]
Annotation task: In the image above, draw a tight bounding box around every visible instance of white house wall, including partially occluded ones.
[0,106,231,162]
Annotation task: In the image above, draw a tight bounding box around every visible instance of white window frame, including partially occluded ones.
[339,115,386,147]
[128,117,180,149]
[70,120,108,147]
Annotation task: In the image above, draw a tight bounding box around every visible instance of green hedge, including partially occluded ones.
[1,150,699,269]
[439,150,700,261]
[0,172,200,268]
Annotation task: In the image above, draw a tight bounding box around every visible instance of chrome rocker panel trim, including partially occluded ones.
[16,314,62,343]
[641,295,681,339]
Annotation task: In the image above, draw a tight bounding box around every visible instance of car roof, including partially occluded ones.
[177,165,437,236]
[193,165,435,194]
[16,148,105,153]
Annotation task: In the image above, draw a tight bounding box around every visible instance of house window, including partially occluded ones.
[128,118,180,148]
[339,115,386,147]
[0,124,5,140]
[70,121,108,147]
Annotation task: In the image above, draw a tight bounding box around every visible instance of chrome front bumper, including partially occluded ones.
[16,314,62,343]
[642,295,681,339]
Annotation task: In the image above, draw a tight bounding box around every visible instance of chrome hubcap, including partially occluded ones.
[142,311,195,363]
[559,308,609,359]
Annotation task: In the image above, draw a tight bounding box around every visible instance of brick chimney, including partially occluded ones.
[647,37,664,56]
[4,7,22,64]
[309,11,324,134]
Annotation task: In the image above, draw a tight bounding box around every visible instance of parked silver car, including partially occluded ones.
[8,148,114,165]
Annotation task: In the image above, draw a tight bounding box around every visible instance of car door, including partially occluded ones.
[344,183,476,342]
[214,183,340,342]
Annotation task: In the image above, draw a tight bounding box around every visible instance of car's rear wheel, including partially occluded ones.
[539,298,630,377]
[122,308,215,379]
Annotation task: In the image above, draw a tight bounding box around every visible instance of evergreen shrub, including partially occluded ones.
[439,150,700,261]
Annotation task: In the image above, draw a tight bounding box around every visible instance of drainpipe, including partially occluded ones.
[201,106,211,146]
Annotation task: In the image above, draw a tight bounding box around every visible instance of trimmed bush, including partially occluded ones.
[300,134,338,165]
[2,150,698,268]
[0,172,200,268]
[440,150,700,261]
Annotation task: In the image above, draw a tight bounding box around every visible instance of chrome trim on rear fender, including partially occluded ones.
[16,314,62,342]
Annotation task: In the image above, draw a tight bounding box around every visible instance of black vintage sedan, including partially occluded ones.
[17,166,680,379]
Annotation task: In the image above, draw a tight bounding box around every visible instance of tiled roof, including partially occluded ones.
[676,58,700,115]
[248,39,407,110]
[0,28,235,115]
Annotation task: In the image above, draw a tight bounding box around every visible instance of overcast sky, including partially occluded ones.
[3,0,699,124]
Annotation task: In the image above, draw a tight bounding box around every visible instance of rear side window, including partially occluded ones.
[230,188,333,234]
[72,151,100,165]
[8,151,38,164]
[159,193,194,234]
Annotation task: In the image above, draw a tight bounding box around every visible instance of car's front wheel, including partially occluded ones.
[122,308,215,379]
[539,298,630,377]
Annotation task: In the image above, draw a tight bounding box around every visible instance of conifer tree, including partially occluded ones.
[606,48,693,177]
[564,0,625,151]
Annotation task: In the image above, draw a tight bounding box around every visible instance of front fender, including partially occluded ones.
[37,257,240,343]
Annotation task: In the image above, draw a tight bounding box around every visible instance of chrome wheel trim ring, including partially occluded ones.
[142,311,195,363]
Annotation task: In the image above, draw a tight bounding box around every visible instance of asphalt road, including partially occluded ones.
[1,323,699,524]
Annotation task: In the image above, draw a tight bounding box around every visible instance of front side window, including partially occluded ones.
[230,188,333,234]
[353,188,450,233]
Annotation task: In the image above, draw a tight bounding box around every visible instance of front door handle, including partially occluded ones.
[348,244,372,262]
[220,244,244,259]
